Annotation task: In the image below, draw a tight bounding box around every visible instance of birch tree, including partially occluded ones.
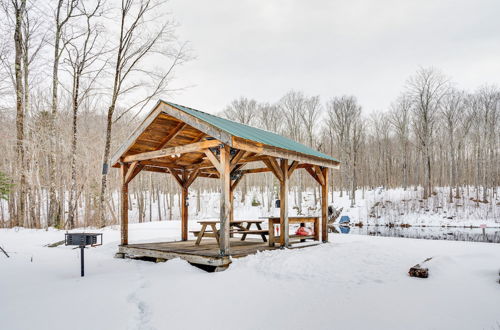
[7,0,27,227]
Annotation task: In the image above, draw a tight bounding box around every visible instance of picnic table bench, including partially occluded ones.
[191,220,268,245]
[267,216,320,247]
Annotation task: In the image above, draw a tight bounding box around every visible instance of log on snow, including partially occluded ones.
[409,257,433,278]
[45,240,65,248]
[408,265,429,278]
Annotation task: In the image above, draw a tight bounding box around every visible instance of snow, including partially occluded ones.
[1,221,500,330]
[2,186,499,230]
[334,187,500,228]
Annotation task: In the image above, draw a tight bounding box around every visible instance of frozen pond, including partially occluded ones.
[333,225,500,243]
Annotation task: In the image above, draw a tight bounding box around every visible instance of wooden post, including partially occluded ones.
[229,188,234,222]
[280,159,289,247]
[321,167,329,242]
[181,186,188,241]
[219,145,231,255]
[120,163,129,245]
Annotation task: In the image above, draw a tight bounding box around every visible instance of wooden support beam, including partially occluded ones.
[204,148,222,173]
[183,153,263,170]
[232,162,246,172]
[263,157,283,182]
[156,122,186,149]
[126,163,145,184]
[230,150,245,170]
[229,189,235,222]
[321,167,329,243]
[240,163,312,176]
[123,140,220,162]
[140,160,184,169]
[267,157,284,181]
[120,163,129,245]
[124,161,139,184]
[305,166,322,185]
[280,159,289,247]
[141,166,168,174]
[237,154,268,164]
[230,173,245,191]
[185,168,200,188]
[219,145,231,256]
[198,172,218,178]
[174,132,206,165]
[181,186,188,241]
[288,161,299,178]
[240,167,272,175]
[313,165,326,186]
[168,167,185,188]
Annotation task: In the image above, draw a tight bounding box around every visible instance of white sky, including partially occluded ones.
[166,0,500,114]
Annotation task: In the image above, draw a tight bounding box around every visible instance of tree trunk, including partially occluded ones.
[67,71,80,229]
[14,0,27,228]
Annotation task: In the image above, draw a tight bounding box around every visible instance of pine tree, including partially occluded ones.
[0,172,13,201]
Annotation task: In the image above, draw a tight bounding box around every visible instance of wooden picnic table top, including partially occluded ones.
[267,216,319,224]
[267,216,319,219]
[197,220,264,224]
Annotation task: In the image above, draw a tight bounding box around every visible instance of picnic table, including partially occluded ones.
[191,220,268,245]
[267,216,320,247]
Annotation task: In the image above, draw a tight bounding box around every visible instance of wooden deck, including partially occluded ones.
[117,238,320,269]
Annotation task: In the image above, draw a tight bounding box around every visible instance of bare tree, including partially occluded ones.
[48,0,79,228]
[7,0,27,227]
[220,96,257,203]
[406,67,449,199]
[300,95,321,148]
[63,0,105,229]
[299,95,321,205]
[221,97,257,126]
[255,102,282,208]
[280,91,308,213]
[280,91,305,141]
[326,95,363,206]
[389,95,412,190]
[98,0,189,227]
[476,86,499,202]
[256,102,282,133]
[441,89,465,202]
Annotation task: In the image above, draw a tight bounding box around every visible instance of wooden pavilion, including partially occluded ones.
[111,100,340,269]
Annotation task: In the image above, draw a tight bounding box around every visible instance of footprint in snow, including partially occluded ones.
[127,264,155,330]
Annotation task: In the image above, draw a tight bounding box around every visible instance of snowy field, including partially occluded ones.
[1,221,500,330]
[1,187,498,230]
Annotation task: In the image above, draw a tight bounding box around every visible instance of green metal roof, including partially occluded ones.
[162,100,339,163]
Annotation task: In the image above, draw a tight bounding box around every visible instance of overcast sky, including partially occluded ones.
[166,0,500,114]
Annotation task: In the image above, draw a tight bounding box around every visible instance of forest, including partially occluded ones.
[0,0,498,229]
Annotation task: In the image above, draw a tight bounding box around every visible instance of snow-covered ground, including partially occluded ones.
[1,221,500,330]
[342,187,500,228]
[120,186,498,228]
[1,187,498,229]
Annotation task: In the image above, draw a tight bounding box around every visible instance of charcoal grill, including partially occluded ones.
[65,233,103,277]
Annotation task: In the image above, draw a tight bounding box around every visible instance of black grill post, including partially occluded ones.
[80,246,85,277]
[65,233,102,277]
